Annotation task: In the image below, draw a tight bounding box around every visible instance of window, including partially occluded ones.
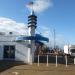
[71,49,75,53]
[3,45,15,59]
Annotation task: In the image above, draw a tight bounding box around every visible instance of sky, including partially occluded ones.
[0,0,75,48]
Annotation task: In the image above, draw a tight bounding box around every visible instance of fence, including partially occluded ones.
[34,54,75,67]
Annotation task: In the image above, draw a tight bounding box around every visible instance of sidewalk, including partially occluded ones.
[0,61,75,75]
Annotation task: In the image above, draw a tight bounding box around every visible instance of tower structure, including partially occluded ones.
[28,11,37,36]
[27,2,37,63]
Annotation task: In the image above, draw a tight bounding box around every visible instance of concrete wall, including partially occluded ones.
[15,41,30,63]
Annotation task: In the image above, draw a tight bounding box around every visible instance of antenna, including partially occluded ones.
[26,1,34,15]
[54,29,56,50]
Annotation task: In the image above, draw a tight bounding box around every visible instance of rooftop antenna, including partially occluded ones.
[26,1,35,15]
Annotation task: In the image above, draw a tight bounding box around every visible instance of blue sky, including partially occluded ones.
[0,0,75,47]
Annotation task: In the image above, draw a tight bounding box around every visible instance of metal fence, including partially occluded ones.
[34,54,74,67]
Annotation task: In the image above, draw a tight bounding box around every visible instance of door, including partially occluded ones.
[3,45,15,59]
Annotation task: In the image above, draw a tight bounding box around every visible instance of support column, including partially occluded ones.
[38,54,39,66]
[47,55,49,67]
[56,54,57,67]
[65,54,68,67]
[74,58,75,64]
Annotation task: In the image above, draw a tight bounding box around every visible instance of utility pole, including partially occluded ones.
[54,29,56,50]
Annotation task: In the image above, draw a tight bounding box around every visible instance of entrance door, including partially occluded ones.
[3,45,15,59]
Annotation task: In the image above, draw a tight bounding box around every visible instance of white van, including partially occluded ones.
[64,45,75,57]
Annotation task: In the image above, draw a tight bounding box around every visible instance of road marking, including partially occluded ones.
[12,72,19,75]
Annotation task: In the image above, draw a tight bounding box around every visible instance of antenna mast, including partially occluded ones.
[26,1,35,15]
[54,29,56,50]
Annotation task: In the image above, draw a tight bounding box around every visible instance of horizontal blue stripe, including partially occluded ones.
[16,34,49,42]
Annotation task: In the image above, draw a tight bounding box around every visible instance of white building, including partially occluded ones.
[0,4,49,64]
[0,32,49,64]
[0,33,31,64]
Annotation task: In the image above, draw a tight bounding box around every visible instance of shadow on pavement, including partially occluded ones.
[0,60,26,73]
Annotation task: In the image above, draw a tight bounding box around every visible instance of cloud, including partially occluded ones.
[36,25,52,37]
[0,17,28,35]
[0,17,65,48]
[36,25,66,48]
[27,0,53,13]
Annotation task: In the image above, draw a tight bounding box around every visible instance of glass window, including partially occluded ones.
[71,49,75,53]
[3,45,15,59]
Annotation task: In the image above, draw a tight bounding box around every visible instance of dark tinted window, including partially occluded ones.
[71,49,75,53]
[3,45,15,59]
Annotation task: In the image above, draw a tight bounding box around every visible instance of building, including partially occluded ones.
[0,5,49,64]
[0,33,30,63]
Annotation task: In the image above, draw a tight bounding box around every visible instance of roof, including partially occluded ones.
[16,34,49,42]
